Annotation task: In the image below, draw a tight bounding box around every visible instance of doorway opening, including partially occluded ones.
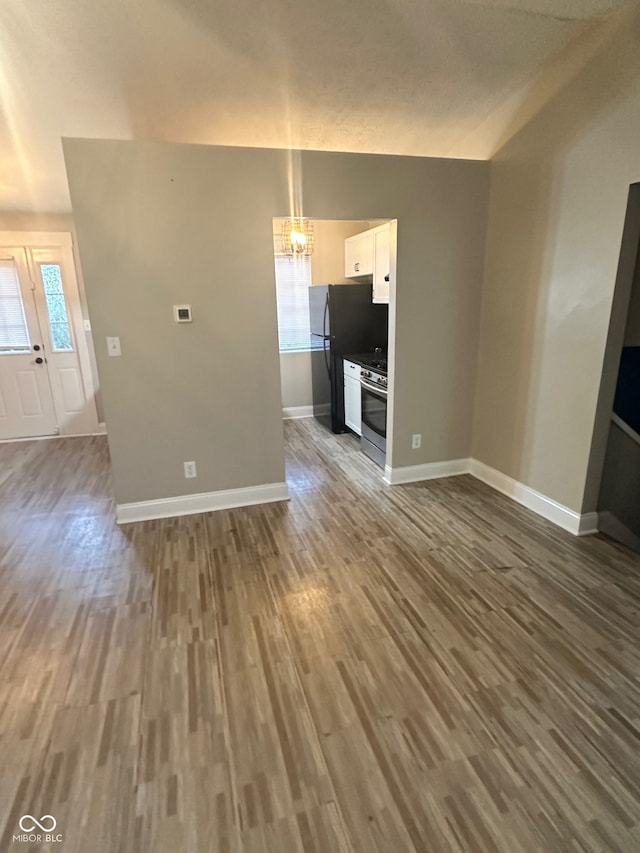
[272,217,397,486]
[0,232,99,441]
[587,184,640,551]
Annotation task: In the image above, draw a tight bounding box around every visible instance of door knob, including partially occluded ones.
[33,344,41,351]
[35,357,44,364]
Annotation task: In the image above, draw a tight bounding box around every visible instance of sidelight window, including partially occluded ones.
[39,263,74,351]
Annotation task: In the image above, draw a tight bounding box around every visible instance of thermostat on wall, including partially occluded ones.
[173,304,192,323]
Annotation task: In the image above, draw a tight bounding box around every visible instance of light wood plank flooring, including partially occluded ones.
[1,420,640,852]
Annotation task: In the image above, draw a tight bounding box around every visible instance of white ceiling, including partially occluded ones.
[0,0,627,212]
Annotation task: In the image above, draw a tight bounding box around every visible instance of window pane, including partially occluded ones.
[50,323,72,350]
[0,260,30,351]
[45,293,66,323]
[40,264,73,351]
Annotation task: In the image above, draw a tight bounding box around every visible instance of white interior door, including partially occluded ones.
[0,249,58,439]
[29,246,98,435]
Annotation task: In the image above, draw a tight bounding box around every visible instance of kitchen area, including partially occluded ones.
[276,217,396,474]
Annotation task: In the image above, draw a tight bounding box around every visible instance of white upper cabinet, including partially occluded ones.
[372,224,390,304]
[344,223,391,303]
[344,230,374,278]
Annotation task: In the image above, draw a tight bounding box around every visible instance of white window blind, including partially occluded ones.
[274,250,312,352]
[0,260,30,351]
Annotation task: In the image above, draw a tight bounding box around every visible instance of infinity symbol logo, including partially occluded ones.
[19,815,57,832]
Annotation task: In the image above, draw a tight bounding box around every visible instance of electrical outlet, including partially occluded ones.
[184,461,197,479]
[411,433,421,450]
[106,336,121,357]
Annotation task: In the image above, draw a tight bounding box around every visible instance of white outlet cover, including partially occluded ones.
[106,336,121,357]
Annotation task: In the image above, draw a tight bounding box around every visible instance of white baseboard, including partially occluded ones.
[0,425,106,443]
[282,405,314,419]
[116,481,290,524]
[384,458,470,486]
[384,455,597,537]
[468,459,598,536]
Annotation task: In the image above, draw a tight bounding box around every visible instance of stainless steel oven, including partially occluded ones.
[360,368,387,468]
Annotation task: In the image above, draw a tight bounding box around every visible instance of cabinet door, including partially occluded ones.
[343,361,362,435]
[373,224,390,303]
[344,377,362,435]
[344,235,359,278]
[344,232,374,278]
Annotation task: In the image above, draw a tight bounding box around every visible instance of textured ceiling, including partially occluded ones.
[0,0,628,212]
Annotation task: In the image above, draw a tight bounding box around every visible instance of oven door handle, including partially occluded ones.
[360,378,388,398]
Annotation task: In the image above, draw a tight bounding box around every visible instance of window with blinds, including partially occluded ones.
[273,242,312,353]
[0,260,30,352]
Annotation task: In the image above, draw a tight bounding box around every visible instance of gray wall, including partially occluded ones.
[310,219,369,287]
[280,351,312,410]
[64,140,489,504]
[598,422,640,540]
[473,6,640,513]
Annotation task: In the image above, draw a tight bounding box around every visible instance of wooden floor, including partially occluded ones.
[2,420,640,852]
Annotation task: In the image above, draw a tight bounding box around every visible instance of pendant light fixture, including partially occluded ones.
[281,218,314,256]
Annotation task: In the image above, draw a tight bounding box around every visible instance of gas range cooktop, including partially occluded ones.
[358,354,387,373]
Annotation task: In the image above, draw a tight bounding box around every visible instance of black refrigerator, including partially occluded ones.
[309,284,388,433]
